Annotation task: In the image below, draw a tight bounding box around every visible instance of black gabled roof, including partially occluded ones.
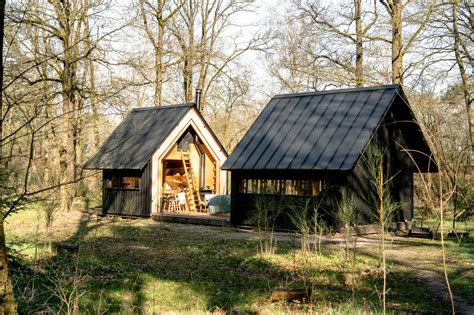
[84,104,222,170]
[222,84,433,171]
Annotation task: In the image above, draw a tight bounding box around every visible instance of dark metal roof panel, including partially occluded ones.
[339,89,395,169]
[84,105,193,169]
[300,91,360,169]
[325,90,380,169]
[222,98,281,170]
[290,92,350,169]
[243,97,295,169]
[222,85,400,171]
[254,96,313,169]
[276,94,332,169]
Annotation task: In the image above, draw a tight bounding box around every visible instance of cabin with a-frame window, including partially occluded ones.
[222,84,437,229]
[84,103,228,217]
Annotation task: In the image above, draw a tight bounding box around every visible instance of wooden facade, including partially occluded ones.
[230,170,339,227]
[346,99,415,224]
[102,162,152,216]
[230,154,413,229]
[223,85,435,230]
[85,104,228,217]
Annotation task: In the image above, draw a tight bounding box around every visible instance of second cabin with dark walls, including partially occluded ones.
[222,84,437,228]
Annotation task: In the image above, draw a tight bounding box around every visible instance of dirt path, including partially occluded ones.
[147,220,381,246]
[406,263,473,315]
[385,245,474,315]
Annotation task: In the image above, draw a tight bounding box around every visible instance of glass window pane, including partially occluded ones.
[109,176,140,189]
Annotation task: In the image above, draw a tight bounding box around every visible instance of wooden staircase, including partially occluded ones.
[181,151,205,212]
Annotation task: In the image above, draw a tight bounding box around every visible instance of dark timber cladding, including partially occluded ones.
[84,103,228,217]
[223,84,436,228]
[102,162,152,216]
[84,105,195,217]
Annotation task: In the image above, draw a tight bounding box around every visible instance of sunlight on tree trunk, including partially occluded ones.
[354,0,363,87]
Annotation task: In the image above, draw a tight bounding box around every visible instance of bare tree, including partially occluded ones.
[267,0,380,91]
[296,0,378,86]
[169,0,262,110]
[0,0,128,219]
[205,68,261,150]
[0,0,18,311]
[378,0,442,84]
[139,0,183,106]
[452,0,473,159]
[410,87,471,232]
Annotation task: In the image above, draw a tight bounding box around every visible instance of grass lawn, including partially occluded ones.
[5,207,474,314]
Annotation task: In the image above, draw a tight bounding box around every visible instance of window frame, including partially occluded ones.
[239,178,325,197]
[107,175,141,190]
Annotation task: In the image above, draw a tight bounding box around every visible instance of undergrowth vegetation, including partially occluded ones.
[5,207,473,314]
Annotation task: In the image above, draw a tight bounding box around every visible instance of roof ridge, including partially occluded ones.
[273,84,400,99]
[132,103,195,111]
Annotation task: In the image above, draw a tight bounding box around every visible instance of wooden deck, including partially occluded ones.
[152,212,231,227]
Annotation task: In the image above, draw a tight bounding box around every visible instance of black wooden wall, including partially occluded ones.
[229,170,341,228]
[229,99,416,229]
[339,98,415,223]
[102,162,152,217]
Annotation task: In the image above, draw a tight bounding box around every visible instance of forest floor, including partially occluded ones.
[5,207,474,314]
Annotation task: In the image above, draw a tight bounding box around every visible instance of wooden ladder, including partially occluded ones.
[181,151,205,212]
[212,160,217,191]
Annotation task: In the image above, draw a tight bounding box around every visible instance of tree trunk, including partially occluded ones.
[354,0,363,87]
[183,57,193,102]
[83,0,100,148]
[196,0,209,111]
[155,0,165,106]
[452,0,473,161]
[59,0,77,210]
[391,0,403,84]
[0,215,16,314]
[0,0,18,312]
[88,58,100,149]
[61,50,73,210]
[73,96,85,197]
[182,0,195,103]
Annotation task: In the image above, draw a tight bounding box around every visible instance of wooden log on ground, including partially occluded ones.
[270,288,312,302]
[341,224,380,235]
[53,242,79,255]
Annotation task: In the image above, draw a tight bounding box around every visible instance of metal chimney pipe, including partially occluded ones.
[195,88,202,111]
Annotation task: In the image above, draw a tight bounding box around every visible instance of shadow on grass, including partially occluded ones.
[12,213,297,313]
[11,212,464,314]
[76,224,297,313]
